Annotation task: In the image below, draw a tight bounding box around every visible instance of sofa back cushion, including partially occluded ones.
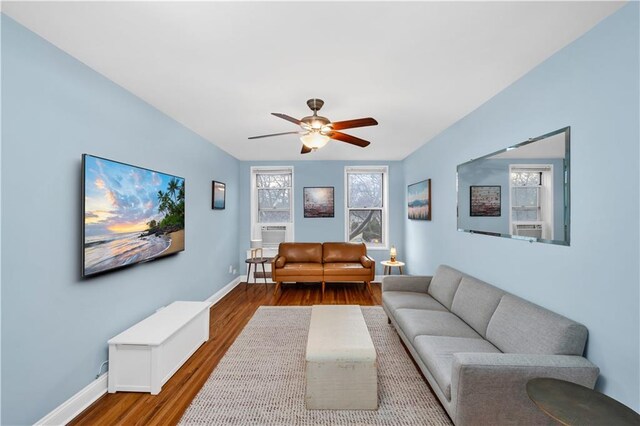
[278,243,322,263]
[322,242,366,263]
[451,276,505,337]
[486,294,588,355]
[428,265,464,309]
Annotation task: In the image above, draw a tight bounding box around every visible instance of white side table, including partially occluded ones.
[381,260,405,275]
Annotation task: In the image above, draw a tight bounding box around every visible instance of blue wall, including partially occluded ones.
[238,161,405,275]
[1,16,240,425]
[403,3,639,410]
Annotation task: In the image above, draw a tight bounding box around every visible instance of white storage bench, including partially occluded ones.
[108,301,211,395]
[305,305,378,410]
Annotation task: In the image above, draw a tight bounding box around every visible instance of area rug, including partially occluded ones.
[180,306,452,425]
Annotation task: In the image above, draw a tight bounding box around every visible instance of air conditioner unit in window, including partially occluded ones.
[261,226,287,248]
[514,223,543,238]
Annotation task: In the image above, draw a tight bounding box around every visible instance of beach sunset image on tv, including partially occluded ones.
[83,155,185,276]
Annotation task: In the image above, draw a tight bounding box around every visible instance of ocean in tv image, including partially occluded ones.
[83,155,185,276]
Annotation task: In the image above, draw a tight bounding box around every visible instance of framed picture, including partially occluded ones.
[303,187,334,218]
[408,179,431,220]
[212,181,226,210]
[470,185,501,216]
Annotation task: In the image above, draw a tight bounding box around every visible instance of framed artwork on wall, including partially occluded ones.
[470,185,501,216]
[408,179,431,220]
[212,181,226,210]
[303,187,334,218]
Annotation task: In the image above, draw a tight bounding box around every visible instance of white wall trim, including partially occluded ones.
[35,373,109,426]
[36,275,243,425]
[205,275,243,305]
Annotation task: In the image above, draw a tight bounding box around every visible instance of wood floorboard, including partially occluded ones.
[69,282,382,425]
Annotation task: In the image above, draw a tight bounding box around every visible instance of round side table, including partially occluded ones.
[526,378,640,425]
[245,257,271,288]
[381,260,405,275]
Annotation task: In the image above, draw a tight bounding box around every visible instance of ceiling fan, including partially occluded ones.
[249,99,378,154]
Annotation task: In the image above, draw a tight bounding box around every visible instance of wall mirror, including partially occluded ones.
[457,127,570,245]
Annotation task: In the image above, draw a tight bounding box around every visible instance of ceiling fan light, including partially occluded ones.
[300,132,330,149]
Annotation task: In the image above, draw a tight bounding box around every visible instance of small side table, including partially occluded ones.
[526,378,640,425]
[381,260,405,275]
[245,257,271,288]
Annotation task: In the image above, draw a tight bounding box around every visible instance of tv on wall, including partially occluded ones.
[82,154,185,277]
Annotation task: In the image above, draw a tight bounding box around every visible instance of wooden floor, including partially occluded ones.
[70,282,382,426]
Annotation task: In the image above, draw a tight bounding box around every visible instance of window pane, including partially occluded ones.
[511,172,541,187]
[348,210,382,243]
[259,211,290,223]
[257,174,291,189]
[258,189,290,209]
[512,209,539,221]
[348,173,382,208]
[512,187,538,207]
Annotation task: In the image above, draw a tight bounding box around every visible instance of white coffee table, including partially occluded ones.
[305,305,378,410]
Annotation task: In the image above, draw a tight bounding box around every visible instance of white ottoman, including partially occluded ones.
[305,305,378,410]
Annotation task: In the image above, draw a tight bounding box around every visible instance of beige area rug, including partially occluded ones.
[180,306,452,425]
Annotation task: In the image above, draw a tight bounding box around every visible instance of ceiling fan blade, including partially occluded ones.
[301,145,313,154]
[271,113,302,126]
[248,131,303,140]
[330,117,378,131]
[328,131,371,148]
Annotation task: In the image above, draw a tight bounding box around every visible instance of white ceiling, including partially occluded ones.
[3,1,623,161]
[489,132,566,159]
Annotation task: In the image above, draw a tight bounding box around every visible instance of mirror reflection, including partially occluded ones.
[457,127,570,245]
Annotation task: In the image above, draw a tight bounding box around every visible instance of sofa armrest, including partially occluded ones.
[360,255,374,268]
[451,353,599,425]
[271,255,286,272]
[381,275,431,293]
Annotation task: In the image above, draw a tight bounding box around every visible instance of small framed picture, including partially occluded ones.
[303,187,334,218]
[408,179,431,220]
[212,181,226,210]
[470,185,501,216]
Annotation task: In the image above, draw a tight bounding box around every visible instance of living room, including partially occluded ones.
[1,1,638,425]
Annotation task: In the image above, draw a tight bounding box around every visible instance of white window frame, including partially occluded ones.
[509,164,554,240]
[250,166,294,241]
[344,165,389,250]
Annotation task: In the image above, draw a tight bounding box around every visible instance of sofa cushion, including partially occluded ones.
[486,294,588,355]
[428,265,464,309]
[278,243,322,263]
[451,276,505,337]
[322,242,366,263]
[323,263,369,277]
[394,309,481,342]
[276,262,323,277]
[382,291,447,314]
[414,335,501,399]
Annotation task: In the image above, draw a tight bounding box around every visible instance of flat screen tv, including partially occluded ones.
[82,154,185,277]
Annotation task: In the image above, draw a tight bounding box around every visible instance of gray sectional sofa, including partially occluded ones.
[382,265,599,425]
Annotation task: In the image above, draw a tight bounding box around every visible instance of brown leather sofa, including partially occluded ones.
[271,242,375,296]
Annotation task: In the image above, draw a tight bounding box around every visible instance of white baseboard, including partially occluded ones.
[205,275,243,305]
[37,276,244,425]
[35,373,108,426]
[374,274,384,283]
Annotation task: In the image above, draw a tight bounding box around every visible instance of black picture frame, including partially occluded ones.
[407,179,431,220]
[212,181,226,210]
[470,185,501,217]
[303,187,335,218]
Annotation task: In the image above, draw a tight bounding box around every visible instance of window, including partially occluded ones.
[511,170,542,221]
[345,166,388,249]
[509,165,554,239]
[251,167,294,240]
